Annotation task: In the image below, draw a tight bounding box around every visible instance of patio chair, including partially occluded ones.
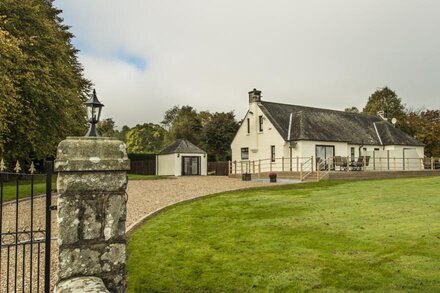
[353,156,370,170]
[334,156,348,171]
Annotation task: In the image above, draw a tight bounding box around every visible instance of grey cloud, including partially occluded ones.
[55,0,440,127]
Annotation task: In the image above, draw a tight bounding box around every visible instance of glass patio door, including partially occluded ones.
[182,156,200,175]
[315,145,335,170]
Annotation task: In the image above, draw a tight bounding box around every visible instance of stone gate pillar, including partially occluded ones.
[54,137,130,293]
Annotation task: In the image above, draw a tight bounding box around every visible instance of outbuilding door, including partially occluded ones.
[182,156,200,175]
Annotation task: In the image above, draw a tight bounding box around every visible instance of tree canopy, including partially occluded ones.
[350,87,440,157]
[362,87,406,124]
[0,0,91,161]
[125,123,166,154]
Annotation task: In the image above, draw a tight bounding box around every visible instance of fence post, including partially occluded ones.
[282,157,285,172]
[431,157,434,170]
[234,161,237,174]
[363,156,366,171]
[296,156,299,172]
[311,156,314,172]
[387,151,390,170]
[379,156,382,171]
[300,163,303,181]
[317,165,320,181]
[347,156,350,173]
[228,160,231,175]
[54,137,130,292]
[406,158,409,171]
[393,157,396,170]
[290,154,292,171]
[373,152,376,170]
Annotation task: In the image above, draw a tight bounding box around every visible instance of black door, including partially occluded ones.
[182,156,200,175]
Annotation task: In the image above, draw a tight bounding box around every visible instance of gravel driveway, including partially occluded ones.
[1,176,273,291]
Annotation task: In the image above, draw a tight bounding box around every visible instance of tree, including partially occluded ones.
[0,0,91,161]
[117,125,131,142]
[97,118,117,138]
[125,123,166,153]
[201,112,239,161]
[344,106,359,113]
[362,87,406,125]
[404,109,440,157]
[166,106,202,145]
[161,106,179,130]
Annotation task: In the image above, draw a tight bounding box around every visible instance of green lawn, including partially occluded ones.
[0,176,56,202]
[128,177,440,292]
[128,174,171,180]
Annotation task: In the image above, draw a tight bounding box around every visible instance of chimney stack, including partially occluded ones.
[248,88,262,104]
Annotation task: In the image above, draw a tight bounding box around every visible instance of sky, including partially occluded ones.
[53,0,440,128]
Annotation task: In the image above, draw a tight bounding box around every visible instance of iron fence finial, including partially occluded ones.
[14,160,21,173]
[0,158,6,171]
[29,161,36,174]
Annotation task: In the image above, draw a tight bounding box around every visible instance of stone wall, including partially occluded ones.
[55,137,130,293]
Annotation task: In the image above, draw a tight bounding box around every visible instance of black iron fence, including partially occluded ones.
[0,160,53,293]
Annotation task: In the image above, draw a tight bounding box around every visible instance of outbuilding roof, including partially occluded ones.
[158,139,206,155]
[259,101,423,146]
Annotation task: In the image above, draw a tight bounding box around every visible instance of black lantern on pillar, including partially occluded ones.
[84,89,104,137]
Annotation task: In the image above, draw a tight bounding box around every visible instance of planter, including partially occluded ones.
[242,173,251,181]
[269,173,277,183]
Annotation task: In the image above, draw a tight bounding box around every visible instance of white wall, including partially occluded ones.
[157,154,176,176]
[363,146,424,171]
[231,102,289,171]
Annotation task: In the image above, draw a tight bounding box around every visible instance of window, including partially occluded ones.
[350,147,355,162]
[374,148,380,151]
[241,147,249,160]
[247,118,250,134]
[271,145,276,162]
[259,115,263,132]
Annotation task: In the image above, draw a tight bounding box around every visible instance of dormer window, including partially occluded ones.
[259,115,263,132]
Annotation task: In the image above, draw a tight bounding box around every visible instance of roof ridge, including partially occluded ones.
[260,100,380,119]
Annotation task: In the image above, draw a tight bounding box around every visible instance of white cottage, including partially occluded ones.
[231,89,425,172]
[156,139,207,176]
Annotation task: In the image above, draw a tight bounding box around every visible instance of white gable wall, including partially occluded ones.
[231,102,291,168]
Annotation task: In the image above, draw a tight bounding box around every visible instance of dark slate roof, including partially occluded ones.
[259,101,423,146]
[158,139,206,155]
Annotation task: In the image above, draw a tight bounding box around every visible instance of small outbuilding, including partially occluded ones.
[156,139,207,176]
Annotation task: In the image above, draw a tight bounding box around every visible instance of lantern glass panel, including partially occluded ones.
[87,105,93,121]
[96,106,102,121]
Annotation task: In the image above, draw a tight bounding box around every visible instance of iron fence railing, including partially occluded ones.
[0,160,53,293]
